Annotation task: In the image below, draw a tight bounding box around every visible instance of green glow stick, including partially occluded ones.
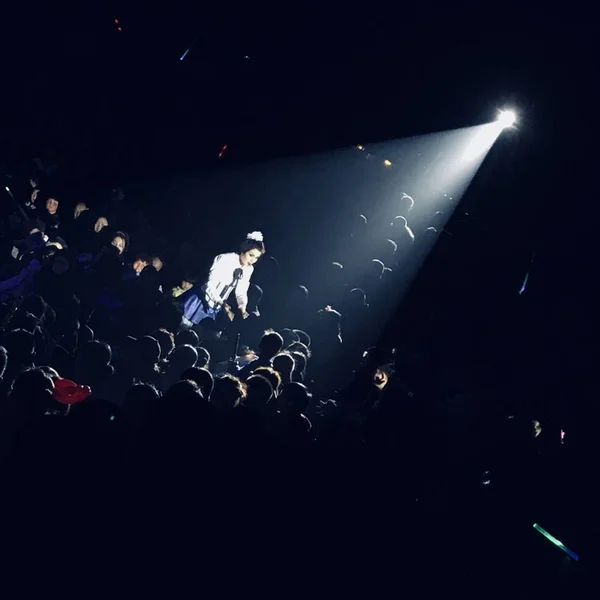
[533,523,579,561]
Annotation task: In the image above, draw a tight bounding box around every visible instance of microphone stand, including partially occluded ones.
[219,268,243,306]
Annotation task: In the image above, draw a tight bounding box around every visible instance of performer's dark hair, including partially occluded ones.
[240,237,266,255]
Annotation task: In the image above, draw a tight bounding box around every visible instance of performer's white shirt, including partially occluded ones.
[204,252,253,313]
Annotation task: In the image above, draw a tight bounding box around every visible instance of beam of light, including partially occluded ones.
[533,523,579,561]
[461,122,503,162]
[461,109,518,162]
[218,144,228,158]
[180,47,191,61]
[498,109,517,129]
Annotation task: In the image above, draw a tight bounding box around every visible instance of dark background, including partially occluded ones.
[0,4,596,401]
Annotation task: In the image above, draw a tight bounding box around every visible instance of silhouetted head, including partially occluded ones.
[253,366,282,397]
[164,379,204,404]
[280,328,299,347]
[78,325,94,346]
[398,192,415,215]
[8,311,38,334]
[287,341,311,359]
[52,251,70,275]
[293,329,311,348]
[168,344,198,375]
[290,351,307,377]
[25,219,46,236]
[391,215,408,229]
[379,238,398,264]
[79,340,112,369]
[258,330,284,360]
[422,227,438,244]
[20,295,46,319]
[211,374,246,412]
[124,383,160,416]
[350,214,368,239]
[196,347,210,370]
[315,307,342,338]
[431,211,444,227]
[279,382,312,415]
[329,262,345,284]
[245,374,274,409]
[151,329,175,360]
[289,285,309,302]
[137,336,161,367]
[38,365,60,381]
[180,367,214,399]
[348,287,368,309]
[175,329,199,348]
[10,367,55,417]
[369,259,385,279]
[273,352,295,379]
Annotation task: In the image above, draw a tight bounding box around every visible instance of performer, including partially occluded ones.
[178,231,266,329]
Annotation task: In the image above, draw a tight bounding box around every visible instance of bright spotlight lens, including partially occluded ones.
[498,110,516,128]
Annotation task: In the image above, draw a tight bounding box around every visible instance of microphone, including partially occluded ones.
[220,268,244,301]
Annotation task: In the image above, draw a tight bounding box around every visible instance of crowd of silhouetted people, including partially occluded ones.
[0,159,587,592]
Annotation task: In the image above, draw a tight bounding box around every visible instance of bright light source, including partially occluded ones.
[356,145,364,150]
[383,159,392,167]
[497,110,516,129]
[4,186,9,192]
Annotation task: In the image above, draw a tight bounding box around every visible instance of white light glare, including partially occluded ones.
[497,110,516,129]
[383,159,392,167]
[4,186,10,192]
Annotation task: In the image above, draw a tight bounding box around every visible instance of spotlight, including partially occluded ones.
[383,159,392,167]
[497,110,516,129]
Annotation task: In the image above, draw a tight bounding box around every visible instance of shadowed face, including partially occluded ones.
[181,280,194,292]
[46,198,59,214]
[74,203,87,218]
[133,259,148,274]
[240,249,262,266]
[112,235,126,255]
[94,217,108,233]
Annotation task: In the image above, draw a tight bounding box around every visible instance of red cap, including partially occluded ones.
[53,379,92,405]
